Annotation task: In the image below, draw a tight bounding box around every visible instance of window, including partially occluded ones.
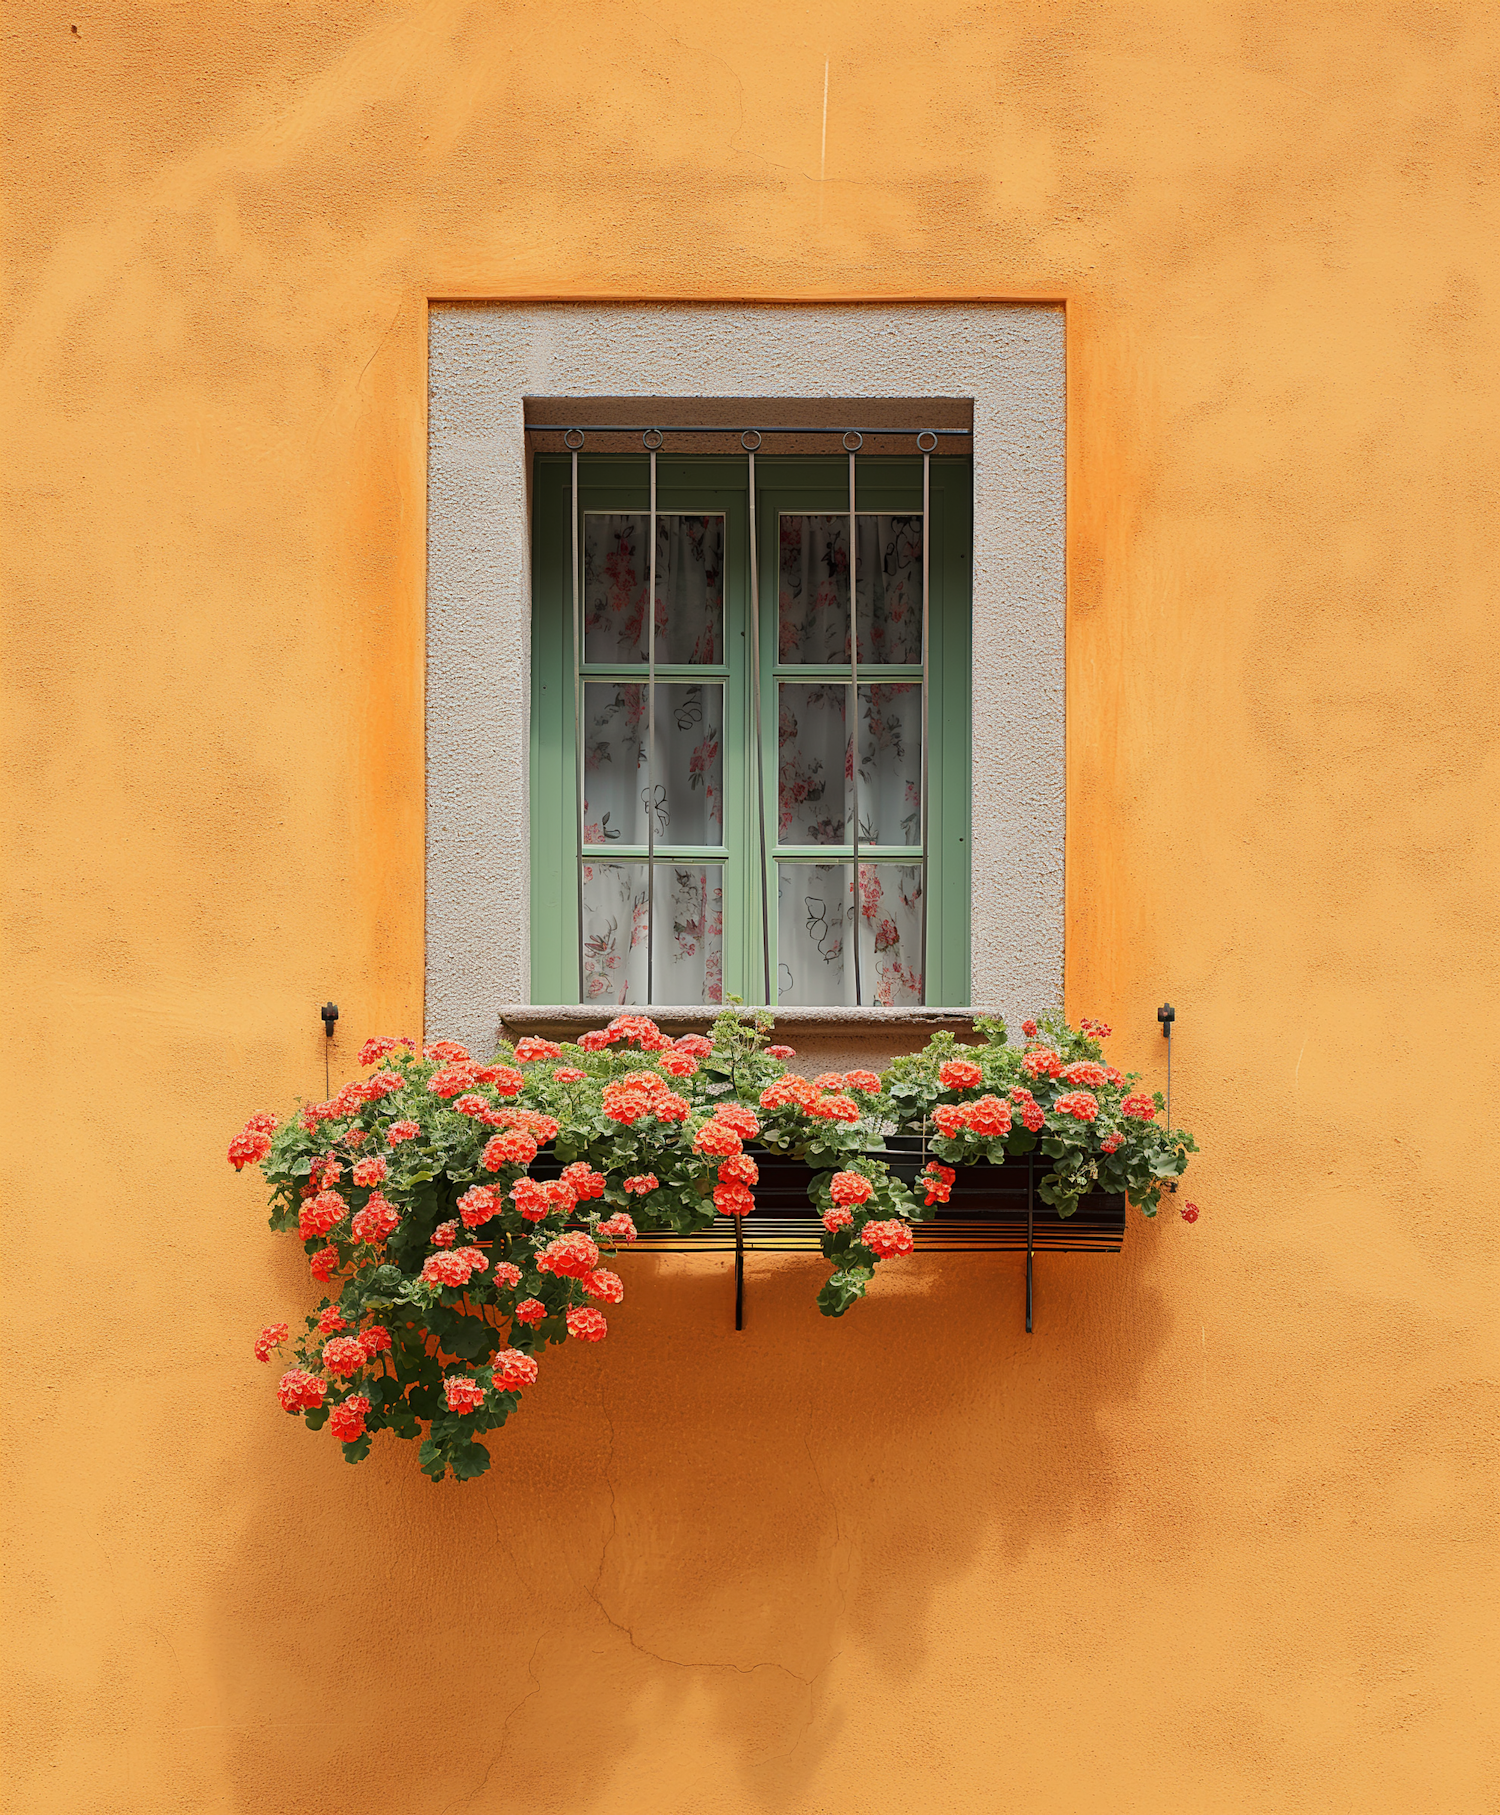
[424,303,1063,1053]
[529,443,972,1007]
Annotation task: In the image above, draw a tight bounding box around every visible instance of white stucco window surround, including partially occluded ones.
[426,302,1065,1057]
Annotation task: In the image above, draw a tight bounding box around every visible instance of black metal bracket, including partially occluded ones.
[734,1216,745,1331]
[321,1001,339,1038]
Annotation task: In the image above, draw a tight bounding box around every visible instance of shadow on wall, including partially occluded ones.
[215,1227,1169,1814]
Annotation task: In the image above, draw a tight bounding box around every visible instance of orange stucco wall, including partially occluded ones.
[4,4,1497,1812]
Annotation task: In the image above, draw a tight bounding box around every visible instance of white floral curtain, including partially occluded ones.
[582,862,723,1005]
[776,862,924,1007]
[584,514,723,664]
[777,514,922,665]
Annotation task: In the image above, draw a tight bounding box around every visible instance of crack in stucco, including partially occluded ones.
[440,1634,544,1814]
[584,1368,816,1689]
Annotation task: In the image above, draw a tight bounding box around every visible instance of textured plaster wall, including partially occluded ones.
[3,4,1497,1815]
[426,302,1064,1051]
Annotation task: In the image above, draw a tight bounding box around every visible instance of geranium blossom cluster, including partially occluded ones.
[234,1006,1194,1481]
[882,1010,1196,1222]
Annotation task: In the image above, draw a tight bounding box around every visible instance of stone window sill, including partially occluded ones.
[495,1005,997,1071]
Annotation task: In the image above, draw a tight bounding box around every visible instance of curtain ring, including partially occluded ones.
[916,431,938,453]
[842,431,863,452]
[643,428,664,450]
[741,430,762,451]
[563,428,584,450]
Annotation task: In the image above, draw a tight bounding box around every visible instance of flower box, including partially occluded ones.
[531,1136,1124,1254]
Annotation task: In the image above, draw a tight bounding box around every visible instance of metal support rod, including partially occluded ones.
[1159,1002,1175,1125]
[734,1215,745,1331]
[321,1001,337,1098]
[1026,1150,1035,1333]
[571,449,586,1003]
[746,443,772,1004]
[918,446,931,1004]
[848,444,862,1006]
[646,447,657,1003]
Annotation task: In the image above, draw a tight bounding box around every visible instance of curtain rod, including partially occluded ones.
[526,423,970,447]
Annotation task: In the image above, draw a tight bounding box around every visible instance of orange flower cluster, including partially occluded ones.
[860,1219,915,1259]
[923,1161,956,1207]
[560,1161,607,1200]
[445,1376,486,1412]
[937,1058,983,1090]
[330,1394,370,1442]
[829,1171,874,1207]
[492,1348,540,1389]
[602,1074,690,1125]
[420,1247,489,1287]
[277,1369,326,1411]
[932,1095,1012,1139]
[352,1193,399,1243]
[536,1232,600,1280]
[693,1120,742,1158]
[228,1112,278,1171]
[322,1336,366,1379]
[481,1129,540,1170]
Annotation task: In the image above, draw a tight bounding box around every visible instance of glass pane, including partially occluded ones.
[778,515,849,665]
[652,684,723,846]
[653,864,723,1004]
[582,682,648,846]
[857,515,922,665]
[777,863,854,1006]
[777,514,923,666]
[581,861,649,1003]
[584,513,723,665]
[856,864,924,1005]
[778,683,851,846]
[856,682,922,845]
[584,515,649,665]
[656,515,724,665]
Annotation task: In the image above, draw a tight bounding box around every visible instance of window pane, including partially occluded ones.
[584,683,722,847]
[778,515,849,664]
[778,514,923,666]
[656,516,724,664]
[777,862,853,1006]
[581,860,649,1002]
[857,515,922,665]
[582,682,647,846]
[856,863,925,1005]
[584,513,723,665]
[857,682,922,845]
[778,683,852,845]
[654,864,723,1003]
[654,684,723,846]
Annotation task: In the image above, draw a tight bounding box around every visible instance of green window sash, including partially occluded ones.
[530,453,971,1006]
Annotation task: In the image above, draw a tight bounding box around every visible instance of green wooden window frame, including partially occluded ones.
[529,453,972,1006]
